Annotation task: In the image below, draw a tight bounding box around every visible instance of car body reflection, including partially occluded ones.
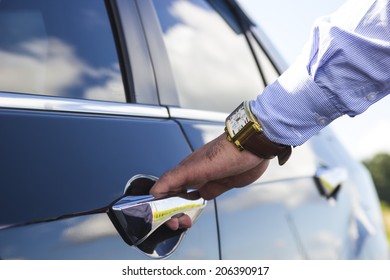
[217,175,378,259]
[62,214,117,244]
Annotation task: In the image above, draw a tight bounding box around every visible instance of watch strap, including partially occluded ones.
[240,131,292,165]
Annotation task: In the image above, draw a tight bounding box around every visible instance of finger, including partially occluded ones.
[177,214,192,229]
[225,159,270,188]
[198,181,233,200]
[165,217,179,231]
[150,168,188,198]
[150,133,263,197]
[164,214,193,231]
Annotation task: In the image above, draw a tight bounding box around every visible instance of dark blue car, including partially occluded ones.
[0,0,388,259]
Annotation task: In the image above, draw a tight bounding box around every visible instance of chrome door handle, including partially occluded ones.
[314,166,348,199]
[110,192,206,245]
[108,175,206,258]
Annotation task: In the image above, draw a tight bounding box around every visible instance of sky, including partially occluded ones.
[237,0,390,161]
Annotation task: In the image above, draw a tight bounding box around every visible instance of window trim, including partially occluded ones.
[106,0,134,103]
[168,106,226,122]
[135,0,179,106]
[0,92,169,118]
[111,0,161,105]
[222,1,285,83]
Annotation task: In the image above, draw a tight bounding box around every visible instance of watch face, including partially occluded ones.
[226,103,250,137]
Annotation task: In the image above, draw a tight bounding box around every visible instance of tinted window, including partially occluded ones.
[153,0,264,112]
[250,35,280,85]
[0,0,126,102]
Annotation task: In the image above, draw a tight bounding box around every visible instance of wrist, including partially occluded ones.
[225,101,292,165]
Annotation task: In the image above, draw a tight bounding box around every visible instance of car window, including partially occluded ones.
[250,35,280,85]
[0,0,126,102]
[152,0,265,112]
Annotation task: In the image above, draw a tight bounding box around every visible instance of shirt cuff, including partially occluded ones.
[250,60,343,146]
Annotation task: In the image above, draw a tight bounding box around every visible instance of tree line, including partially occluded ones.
[363,153,390,205]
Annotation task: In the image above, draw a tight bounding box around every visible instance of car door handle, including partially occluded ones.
[314,166,348,199]
[108,175,206,258]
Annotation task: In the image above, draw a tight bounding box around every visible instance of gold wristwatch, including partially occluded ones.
[225,101,292,165]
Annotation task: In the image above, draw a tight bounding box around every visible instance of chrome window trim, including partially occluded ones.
[0,92,169,118]
[168,106,227,123]
[136,0,180,106]
[115,0,160,104]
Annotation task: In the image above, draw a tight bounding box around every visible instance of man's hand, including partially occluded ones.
[150,133,269,201]
[150,133,269,231]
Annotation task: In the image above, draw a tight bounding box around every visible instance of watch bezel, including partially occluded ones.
[225,101,262,149]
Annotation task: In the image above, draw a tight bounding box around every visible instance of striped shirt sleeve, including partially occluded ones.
[251,0,390,146]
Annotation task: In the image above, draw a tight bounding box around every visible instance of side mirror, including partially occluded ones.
[314,166,348,199]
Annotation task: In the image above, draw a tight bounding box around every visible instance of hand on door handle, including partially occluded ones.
[108,174,206,258]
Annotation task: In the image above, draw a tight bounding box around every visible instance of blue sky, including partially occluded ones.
[237,0,390,160]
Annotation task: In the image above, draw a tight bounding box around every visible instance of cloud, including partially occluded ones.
[0,38,124,102]
[162,0,264,112]
[62,214,117,243]
[304,230,342,259]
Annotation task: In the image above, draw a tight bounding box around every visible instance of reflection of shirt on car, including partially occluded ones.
[251,0,390,146]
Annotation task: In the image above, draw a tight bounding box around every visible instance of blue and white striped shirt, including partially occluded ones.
[251,0,390,146]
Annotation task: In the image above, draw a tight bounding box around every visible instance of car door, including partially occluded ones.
[0,0,218,260]
[145,0,377,259]
[145,0,306,259]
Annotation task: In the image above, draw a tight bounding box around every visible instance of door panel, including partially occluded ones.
[0,203,219,260]
[0,106,219,259]
[288,130,374,259]
[0,108,188,225]
[216,182,305,259]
